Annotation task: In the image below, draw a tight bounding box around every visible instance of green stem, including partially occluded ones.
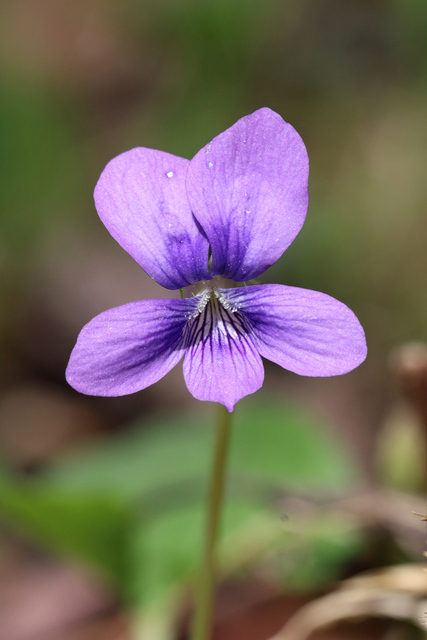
[190,404,232,640]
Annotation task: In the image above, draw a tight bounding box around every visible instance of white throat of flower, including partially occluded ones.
[185,278,246,344]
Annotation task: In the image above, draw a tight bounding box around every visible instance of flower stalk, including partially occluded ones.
[191,404,232,640]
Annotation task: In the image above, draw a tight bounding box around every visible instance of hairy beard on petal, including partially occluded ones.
[185,288,249,348]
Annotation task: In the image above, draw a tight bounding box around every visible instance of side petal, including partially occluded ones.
[183,295,264,411]
[66,298,199,396]
[94,148,210,290]
[225,285,367,376]
[186,108,309,281]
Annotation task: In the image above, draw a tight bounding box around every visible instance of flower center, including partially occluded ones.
[185,282,247,347]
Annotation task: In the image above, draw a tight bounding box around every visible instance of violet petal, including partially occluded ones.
[225,284,367,376]
[94,148,210,290]
[66,298,199,396]
[186,108,309,281]
[183,294,264,411]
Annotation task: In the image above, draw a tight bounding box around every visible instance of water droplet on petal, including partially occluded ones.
[166,171,174,178]
[208,162,213,168]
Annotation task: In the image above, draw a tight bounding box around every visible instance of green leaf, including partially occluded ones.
[131,501,259,606]
[44,414,213,503]
[0,398,360,607]
[46,398,357,501]
[0,477,132,586]
[232,400,355,490]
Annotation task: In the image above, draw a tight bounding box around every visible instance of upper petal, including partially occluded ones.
[186,108,309,282]
[225,284,367,376]
[183,293,264,411]
[94,148,210,290]
[66,297,199,396]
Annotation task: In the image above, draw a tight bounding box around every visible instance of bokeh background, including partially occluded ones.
[1,1,427,639]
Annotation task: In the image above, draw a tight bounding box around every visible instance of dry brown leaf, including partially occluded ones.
[268,564,427,640]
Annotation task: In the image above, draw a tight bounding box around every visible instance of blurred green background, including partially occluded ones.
[1,1,427,639]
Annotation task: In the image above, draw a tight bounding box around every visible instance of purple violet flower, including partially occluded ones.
[66,108,367,411]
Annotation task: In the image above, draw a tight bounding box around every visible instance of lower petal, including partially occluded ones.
[183,294,264,411]
[66,298,199,396]
[225,284,367,376]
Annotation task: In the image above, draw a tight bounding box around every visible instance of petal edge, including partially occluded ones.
[186,108,309,281]
[225,284,367,377]
[94,148,210,289]
[66,298,199,396]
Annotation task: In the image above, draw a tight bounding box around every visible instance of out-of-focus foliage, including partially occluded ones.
[0,81,84,255]
[0,481,132,584]
[0,401,362,608]
[377,407,426,492]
